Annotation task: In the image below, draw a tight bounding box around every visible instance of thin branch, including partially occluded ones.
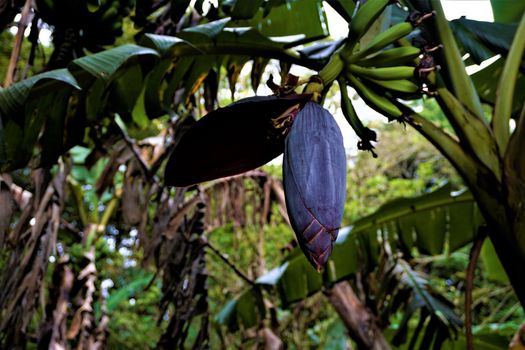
[115,122,151,179]
[465,227,487,350]
[205,241,254,285]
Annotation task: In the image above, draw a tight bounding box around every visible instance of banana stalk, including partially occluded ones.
[317,53,344,87]
[437,88,501,180]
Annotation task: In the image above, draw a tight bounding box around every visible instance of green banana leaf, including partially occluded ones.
[389,259,462,348]
[0,23,325,172]
[491,0,525,24]
[216,184,482,331]
[183,18,231,39]
[224,0,329,44]
[471,57,525,117]
[106,273,154,312]
[215,288,265,332]
[449,18,517,64]
[0,45,159,171]
[139,28,313,119]
[251,0,329,43]
[0,70,81,170]
[480,239,508,283]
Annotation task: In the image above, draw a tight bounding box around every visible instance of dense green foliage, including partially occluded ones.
[0,0,524,349]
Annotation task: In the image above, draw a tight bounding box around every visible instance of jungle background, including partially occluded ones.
[0,0,524,349]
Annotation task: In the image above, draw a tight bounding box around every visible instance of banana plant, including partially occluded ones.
[399,0,525,308]
[1,0,525,346]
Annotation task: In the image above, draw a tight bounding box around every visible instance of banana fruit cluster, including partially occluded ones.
[343,3,436,121]
[324,0,439,155]
[307,3,438,164]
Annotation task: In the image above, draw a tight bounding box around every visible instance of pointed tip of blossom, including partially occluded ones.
[308,246,332,272]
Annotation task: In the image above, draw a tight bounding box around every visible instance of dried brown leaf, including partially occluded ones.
[164,194,201,239]
[0,182,14,248]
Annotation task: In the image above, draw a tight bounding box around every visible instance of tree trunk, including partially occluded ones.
[325,281,390,350]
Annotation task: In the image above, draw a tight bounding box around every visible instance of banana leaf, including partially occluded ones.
[491,0,525,24]
[0,45,158,171]
[0,23,326,173]
[449,18,518,65]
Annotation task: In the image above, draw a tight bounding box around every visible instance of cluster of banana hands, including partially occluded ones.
[165,0,439,271]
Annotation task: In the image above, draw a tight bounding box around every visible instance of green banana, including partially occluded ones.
[353,22,415,61]
[346,73,403,119]
[347,64,415,80]
[338,78,377,154]
[349,0,391,41]
[358,46,421,67]
[362,78,420,94]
